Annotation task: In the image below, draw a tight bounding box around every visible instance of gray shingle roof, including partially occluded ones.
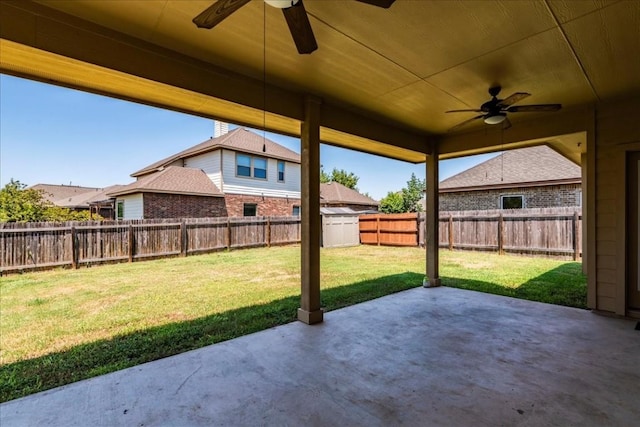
[132,128,300,177]
[320,182,378,206]
[29,184,100,204]
[439,145,581,191]
[57,185,125,208]
[108,167,224,197]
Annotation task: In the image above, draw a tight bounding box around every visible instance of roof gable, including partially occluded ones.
[132,128,300,177]
[320,182,378,206]
[108,166,224,197]
[439,146,581,191]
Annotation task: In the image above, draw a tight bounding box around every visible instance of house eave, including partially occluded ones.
[439,178,582,193]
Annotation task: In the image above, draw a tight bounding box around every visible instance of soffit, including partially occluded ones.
[2,0,638,162]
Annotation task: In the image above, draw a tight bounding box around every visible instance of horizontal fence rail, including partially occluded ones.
[360,208,582,259]
[0,216,301,274]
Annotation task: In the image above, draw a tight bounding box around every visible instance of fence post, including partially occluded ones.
[498,213,504,255]
[266,217,271,248]
[226,218,231,249]
[128,224,134,263]
[376,215,380,246]
[180,220,187,257]
[573,211,579,261]
[448,214,454,250]
[71,226,78,269]
[416,213,421,247]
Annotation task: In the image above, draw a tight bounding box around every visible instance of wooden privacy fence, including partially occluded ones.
[0,216,301,273]
[360,208,582,259]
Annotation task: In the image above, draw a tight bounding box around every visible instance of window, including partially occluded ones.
[254,157,267,179]
[236,154,267,179]
[277,161,285,182]
[292,205,300,216]
[243,203,257,217]
[116,201,124,220]
[236,154,251,177]
[501,195,524,209]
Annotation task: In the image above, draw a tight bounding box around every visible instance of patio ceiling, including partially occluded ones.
[1,0,639,162]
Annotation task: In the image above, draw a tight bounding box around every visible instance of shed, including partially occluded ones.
[320,207,365,248]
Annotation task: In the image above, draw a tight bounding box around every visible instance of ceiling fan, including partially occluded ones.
[192,0,396,55]
[446,86,562,131]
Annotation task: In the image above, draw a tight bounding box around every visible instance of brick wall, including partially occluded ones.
[439,184,582,211]
[224,194,301,217]
[143,193,228,218]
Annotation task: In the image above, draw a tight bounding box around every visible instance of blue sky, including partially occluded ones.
[0,74,496,201]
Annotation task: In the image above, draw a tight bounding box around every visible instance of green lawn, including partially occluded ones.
[0,246,586,402]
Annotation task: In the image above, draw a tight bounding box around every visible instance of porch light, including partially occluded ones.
[265,0,299,8]
[484,113,506,125]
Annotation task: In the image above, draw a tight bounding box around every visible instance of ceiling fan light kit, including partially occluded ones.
[484,113,506,125]
[264,0,299,8]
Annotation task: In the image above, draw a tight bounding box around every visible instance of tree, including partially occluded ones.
[320,167,359,190]
[379,174,426,214]
[401,173,425,213]
[379,191,405,213]
[0,179,99,222]
[0,179,49,222]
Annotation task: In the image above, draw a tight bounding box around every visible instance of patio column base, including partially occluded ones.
[423,278,441,288]
[298,308,324,324]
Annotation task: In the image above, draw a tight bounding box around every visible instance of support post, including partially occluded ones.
[298,96,323,324]
[498,213,504,255]
[71,226,78,269]
[425,149,441,287]
[180,220,187,257]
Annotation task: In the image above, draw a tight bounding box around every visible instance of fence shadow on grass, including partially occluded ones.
[441,261,587,309]
[0,271,423,403]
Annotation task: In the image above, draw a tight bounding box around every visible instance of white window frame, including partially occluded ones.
[277,160,285,183]
[500,194,524,209]
[116,200,125,220]
[235,153,268,180]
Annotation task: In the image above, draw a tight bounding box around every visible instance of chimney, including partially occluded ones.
[213,121,229,138]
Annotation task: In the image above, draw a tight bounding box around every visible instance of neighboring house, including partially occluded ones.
[111,127,302,219]
[29,184,99,205]
[438,145,581,211]
[320,182,378,212]
[107,167,225,219]
[59,185,125,218]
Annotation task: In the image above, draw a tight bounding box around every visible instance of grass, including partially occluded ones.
[0,246,586,402]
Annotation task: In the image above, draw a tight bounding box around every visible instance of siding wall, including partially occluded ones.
[440,184,582,211]
[184,150,223,190]
[595,97,640,314]
[221,149,301,198]
[118,194,143,219]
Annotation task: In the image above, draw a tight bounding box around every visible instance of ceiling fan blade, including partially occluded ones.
[282,0,317,54]
[355,0,396,8]
[448,115,484,132]
[499,92,530,107]
[446,109,483,113]
[507,104,562,112]
[193,0,251,29]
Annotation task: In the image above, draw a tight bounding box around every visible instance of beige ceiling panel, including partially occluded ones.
[560,0,640,100]
[547,0,620,23]
[367,80,472,134]
[34,0,168,41]
[426,28,596,118]
[305,0,557,78]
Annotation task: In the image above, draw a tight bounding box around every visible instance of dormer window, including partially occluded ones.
[236,153,267,180]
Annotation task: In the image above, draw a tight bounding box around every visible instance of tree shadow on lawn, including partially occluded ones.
[441,262,587,309]
[0,272,423,403]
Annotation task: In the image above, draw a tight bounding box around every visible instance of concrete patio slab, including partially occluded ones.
[2,287,639,426]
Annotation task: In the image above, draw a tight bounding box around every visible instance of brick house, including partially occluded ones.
[108,127,301,219]
[439,145,581,211]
